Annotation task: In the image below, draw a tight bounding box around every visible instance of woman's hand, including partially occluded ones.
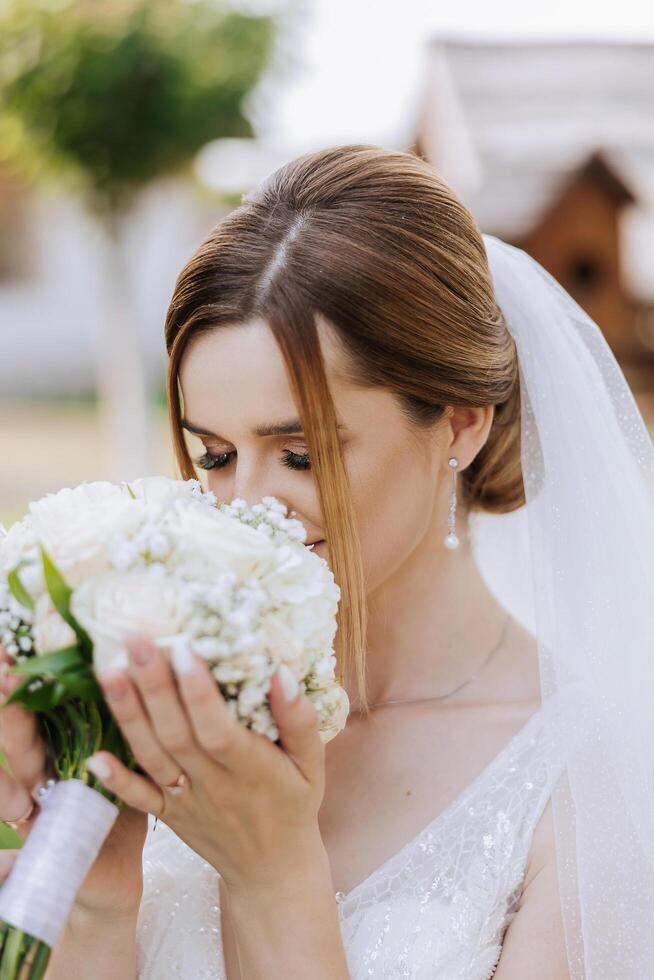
[0,645,147,919]
[86,634,329,897]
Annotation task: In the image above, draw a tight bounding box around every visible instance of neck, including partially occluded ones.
[344,510,510,708]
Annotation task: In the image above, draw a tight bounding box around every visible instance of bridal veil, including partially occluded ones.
[469,235,654,978]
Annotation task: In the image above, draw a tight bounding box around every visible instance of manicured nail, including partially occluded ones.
[86,755,112,781]
[170,644,196,676]
[278,663,299,703]
[128,638,153,667]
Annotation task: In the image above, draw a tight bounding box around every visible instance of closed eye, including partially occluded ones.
[193,449,311,472]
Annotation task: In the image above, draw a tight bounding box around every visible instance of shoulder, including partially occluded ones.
[491,798,571,979]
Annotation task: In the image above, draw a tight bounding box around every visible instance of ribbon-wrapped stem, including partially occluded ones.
[0,779,119,979]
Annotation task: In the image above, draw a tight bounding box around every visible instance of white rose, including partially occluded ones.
[71,566,188,674]
[254,611,304,667]
[28,482,144,583]
[128,476,215,514]
[0,516,38,574]
[310,684,350,743]
[262,544,326,603]
[17,560,45,599]
[260,545,340,652]
[171,505,275,580]
[33,593,77,654]
[287,587,340,652]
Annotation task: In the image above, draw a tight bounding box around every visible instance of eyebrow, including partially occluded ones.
[181,418,345,438]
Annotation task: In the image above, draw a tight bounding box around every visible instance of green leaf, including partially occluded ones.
[57,672,103,701]
[40,712,72,773]
[10,646,84,679]
[125,483,137,500]
[7,565,35,612]
[101,714,131,764]
[87,700,104,755]
[4,675,71,711]
[40,545,72,617]
[3,675,37,707]
[40,546,93,658]
[20,684,59,712]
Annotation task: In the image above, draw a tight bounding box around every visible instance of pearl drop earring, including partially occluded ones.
[444,456,460,549]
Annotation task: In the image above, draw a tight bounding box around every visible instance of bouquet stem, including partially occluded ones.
[0,695,130,979]
[0,780,119,979]
[0,926,49,980]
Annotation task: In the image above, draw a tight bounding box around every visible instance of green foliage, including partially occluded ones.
[39,545,93,658]
[0,0,278,211]
[1,546,135,798]
[7,565,34,613]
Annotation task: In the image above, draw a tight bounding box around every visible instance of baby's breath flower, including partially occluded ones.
[1,477,348,742]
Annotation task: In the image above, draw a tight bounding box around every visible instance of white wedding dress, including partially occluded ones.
[136,691,571,979]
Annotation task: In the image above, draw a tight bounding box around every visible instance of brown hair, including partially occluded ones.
[164,143,523,715]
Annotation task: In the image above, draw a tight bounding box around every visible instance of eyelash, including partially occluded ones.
[193,448,311,472]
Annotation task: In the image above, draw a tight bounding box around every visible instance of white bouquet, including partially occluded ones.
[0,476,349,977]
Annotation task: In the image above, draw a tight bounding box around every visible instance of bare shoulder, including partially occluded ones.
[492,797,571,979]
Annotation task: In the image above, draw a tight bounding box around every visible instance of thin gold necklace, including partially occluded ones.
[349,613,512,712]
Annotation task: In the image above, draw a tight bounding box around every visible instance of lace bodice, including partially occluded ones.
[136,695,569,979]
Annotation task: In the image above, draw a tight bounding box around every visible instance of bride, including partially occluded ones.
[1,144,653,979]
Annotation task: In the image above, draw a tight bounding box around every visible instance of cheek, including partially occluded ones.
[346,446,435,592]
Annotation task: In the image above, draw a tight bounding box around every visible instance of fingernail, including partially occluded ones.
[278,664,299,703]
[128,636,152,667]
[86,755,112,781]
[170,644,196,676]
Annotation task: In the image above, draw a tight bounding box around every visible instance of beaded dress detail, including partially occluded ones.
[136,694,569,979]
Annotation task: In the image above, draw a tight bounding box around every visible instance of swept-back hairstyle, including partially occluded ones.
[165,144,522,715]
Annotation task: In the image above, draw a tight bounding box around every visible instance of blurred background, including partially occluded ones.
[1,0,654,532]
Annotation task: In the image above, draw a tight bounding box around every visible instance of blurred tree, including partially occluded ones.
[0,0,279,479]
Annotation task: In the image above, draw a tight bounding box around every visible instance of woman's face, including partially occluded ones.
[178,316,451,593]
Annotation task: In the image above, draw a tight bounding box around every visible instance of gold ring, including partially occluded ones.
[6,799,36,829]
[160,772,188,797]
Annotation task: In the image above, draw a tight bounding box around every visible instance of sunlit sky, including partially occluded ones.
[241,0,654,147]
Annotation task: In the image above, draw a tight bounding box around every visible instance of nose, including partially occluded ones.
[229,459,292,516]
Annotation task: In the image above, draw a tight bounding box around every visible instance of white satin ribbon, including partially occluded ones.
[0,779,119,947]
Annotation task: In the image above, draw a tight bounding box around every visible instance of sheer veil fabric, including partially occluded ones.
[468,235,654,978]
